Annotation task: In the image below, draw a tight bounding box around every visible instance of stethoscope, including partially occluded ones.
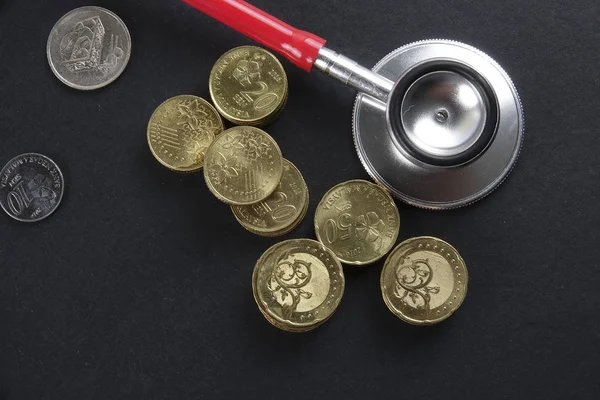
[182,0,524,210]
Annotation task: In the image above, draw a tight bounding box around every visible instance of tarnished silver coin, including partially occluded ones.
[0,154,65,222]
[47,6,131,90]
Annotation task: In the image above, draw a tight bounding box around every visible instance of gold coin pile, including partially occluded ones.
[252,239,345,332]
[232,159,309,237]
[147,46,289,173]
[145,46,470,332]
[202,126,309,236]
[147,46,306,236]
[380,237,469,326]
[314,179,400,265]
[204,126,284,205]
[249,178,469,331]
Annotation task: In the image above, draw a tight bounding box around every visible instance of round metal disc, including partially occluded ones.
[47,6,132,90]
[401,71,488,159]
[353,39,524,209]
[0,153,65,222]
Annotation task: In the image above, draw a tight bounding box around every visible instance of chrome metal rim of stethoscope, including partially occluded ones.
[353,39,524,210]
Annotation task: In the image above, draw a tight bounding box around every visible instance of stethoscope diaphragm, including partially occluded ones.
[182,1,524,209]
[353,40,523,209]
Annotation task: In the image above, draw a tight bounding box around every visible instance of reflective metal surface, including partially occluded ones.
[0,153,65,222]
[47,6,131,90]
[353,40,524,209]
[315,47,394,102]
[401,71,487,159]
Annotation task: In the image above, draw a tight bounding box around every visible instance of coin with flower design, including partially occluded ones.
[231,159,308,236]
[314,180,400,265]
[147,95,224,172]
[252,239,345,332]
[204,126,283,205]
[380,236,468,325]
[209,46,288,126]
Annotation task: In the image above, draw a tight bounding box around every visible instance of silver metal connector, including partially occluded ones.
[314,47,394,103]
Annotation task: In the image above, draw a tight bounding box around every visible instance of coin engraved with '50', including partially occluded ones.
[204,126,283,205]
[209,46,288,126]
[148,95,224,172]
[380,236,468,325]
[315,180,400,265]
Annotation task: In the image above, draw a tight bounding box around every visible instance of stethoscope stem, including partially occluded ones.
[182,0,524,209]
[314,47,393,103]
[181,0,392,102]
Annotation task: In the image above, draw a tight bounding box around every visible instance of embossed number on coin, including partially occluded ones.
[232,159,308,236]
[315,180,400,265]
[209,46,288,126]
[0,153,65,222]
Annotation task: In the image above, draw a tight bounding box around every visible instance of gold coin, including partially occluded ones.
[264,195,309,237]
[314,179,400,265]
[257,308,331,332]
[257,87,288,127]
[239,195,308,237]
[209,46,288,126]
[253,295,330,332]
[380,236,468,325]
[231,159,308,236]
[204,126,283,205]
[147,95,224,172]
[252,239,345,331]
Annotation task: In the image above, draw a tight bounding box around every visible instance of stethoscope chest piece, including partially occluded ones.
[353,40,523,209]
[182,1,523,209]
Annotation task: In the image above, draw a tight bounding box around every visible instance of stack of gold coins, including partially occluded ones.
[314,180,400,265]
[144,45,474,331]
[209,46,288,127]
[231,159,309,237]
[203,126,284,205]
[380,236,468,325]
[147,95,224,172]
[252,239,345,332]
[148,47,307,236]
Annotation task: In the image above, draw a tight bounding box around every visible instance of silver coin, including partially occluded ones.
[47,6,131,90]
[0,153,65,222]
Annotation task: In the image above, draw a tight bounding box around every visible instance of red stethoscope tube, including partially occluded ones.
[181,0,327,71]
[181,0,524,210]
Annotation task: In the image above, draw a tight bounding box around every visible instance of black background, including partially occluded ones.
[1,0,599,399]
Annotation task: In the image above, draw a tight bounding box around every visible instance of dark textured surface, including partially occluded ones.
[1,0,599,399]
